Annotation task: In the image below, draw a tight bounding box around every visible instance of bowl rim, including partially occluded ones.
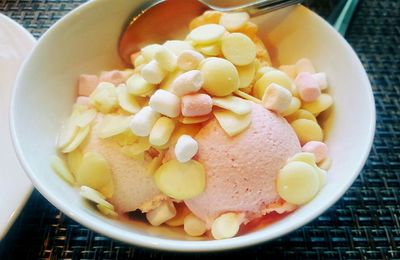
[9,0,376,252]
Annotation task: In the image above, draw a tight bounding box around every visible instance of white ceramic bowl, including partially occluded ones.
[10,0,375,252]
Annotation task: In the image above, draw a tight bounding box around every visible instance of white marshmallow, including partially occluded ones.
[211,213,241,240]
[262,83,292,113]
[175,135,198,163]
[177,50,204,71]
[140,60,166,84]
[155,46,177,72]
[146,200,176,226]
[141,44,162,61]
[129,106,160,137]
[171,70,204,96]
[149,89,181,118]
[312,72,328,90]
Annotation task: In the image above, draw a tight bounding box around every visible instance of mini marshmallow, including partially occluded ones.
[129,106,160,137]
[149,89,181,118]
[302,141,328,163]
[171,70,204,96]
[279,64,297,79]
[141,44,162,61]
[99,70,131,85]
[211,213,241,240]
[296,58,316,73]
[141,60,167,84]
[177,50,204,71]
[181,94,213,117]
[262,83,292,113]
[155,46,177,72]
[76,96,90,105]
[295,72,321,102]
[130,51,142,66]
[146,200,176,226]
[175,135,198,163]
[312,72,328,90]
[78,74,99,96]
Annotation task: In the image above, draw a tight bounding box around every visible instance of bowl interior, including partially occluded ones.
[11,0,375,252]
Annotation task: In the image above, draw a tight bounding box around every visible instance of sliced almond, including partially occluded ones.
[97,115,132,139]
[116,84,141,114]
[212,96,251,115]
[213,108,252,137]
[61,125,90,153]
[50,155,75,184]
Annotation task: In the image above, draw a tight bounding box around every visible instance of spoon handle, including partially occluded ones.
[201,0,304,16]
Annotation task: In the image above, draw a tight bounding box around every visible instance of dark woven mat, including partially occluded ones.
[1,0,399,259]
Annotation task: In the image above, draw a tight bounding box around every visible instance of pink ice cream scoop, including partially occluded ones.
[83,116,166,213]
[185,104,301,226]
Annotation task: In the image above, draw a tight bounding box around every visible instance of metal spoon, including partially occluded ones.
[118,0,303,65]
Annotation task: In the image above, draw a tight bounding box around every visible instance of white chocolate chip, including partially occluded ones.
[129,106,160,137]
[149,89,181,118]
[262,83,293,113]
[175,135,198,163]
[177,50,204,71]
[211,213,241,240]
[146,200,176,226]
[140,60,166,84]
[171,70,204,96]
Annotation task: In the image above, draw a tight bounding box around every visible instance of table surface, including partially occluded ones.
[0,0,399,259]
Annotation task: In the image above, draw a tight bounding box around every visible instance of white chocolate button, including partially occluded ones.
[129,106,160,137]
[262,83,292,113]
[177,50,204,71]
[197,42,222,56]
[301,93,333,115]
[237,61,256,89]
[200,57,239,96]
[76,152,113,190]
[80,186,114,210]
[175,135,198,163]
[116,84,142,114]
[126,74,155,96]
[213,108,252,137]
[61,126,90,153]
[281,97,301,116]
[166,203,191,227]
[277,161,319,205]
[171,70,204,96]
[149,117,176,146]
[149,89,181,118]
[154,159,206,200]
[155,46,178,72]
[285,109,317,123]
[146,200,177,226]
[219,12,250,31]
[140,60,167,84]
[188,24,226,45]
[211,213,241,240]
[291,119,323,144]
[212,96,251,115]
[302,141,328,163]
[51,155,75,184]
[184,213,206,237]
[254,70,294,99]
[97,115,132,139]
[318,156,332,171]
[221,33,256,66]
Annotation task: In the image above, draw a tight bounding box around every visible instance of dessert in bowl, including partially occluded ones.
[10,0,375,251]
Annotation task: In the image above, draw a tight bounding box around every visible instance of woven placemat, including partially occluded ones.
[1,0,399,259]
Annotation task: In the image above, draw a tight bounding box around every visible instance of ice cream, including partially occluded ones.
[185,103,301,226]
[82,115,166,213]
[51,10,333,240]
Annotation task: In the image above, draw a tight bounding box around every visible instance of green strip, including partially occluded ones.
[333,0,360,35]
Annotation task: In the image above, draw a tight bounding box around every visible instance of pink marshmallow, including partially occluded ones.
[76,96,90,105]
[302,141,328,163]
[99,70,132,85]
[78,74,99,96]
[295,72,321,102]
[181,93,212,117]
